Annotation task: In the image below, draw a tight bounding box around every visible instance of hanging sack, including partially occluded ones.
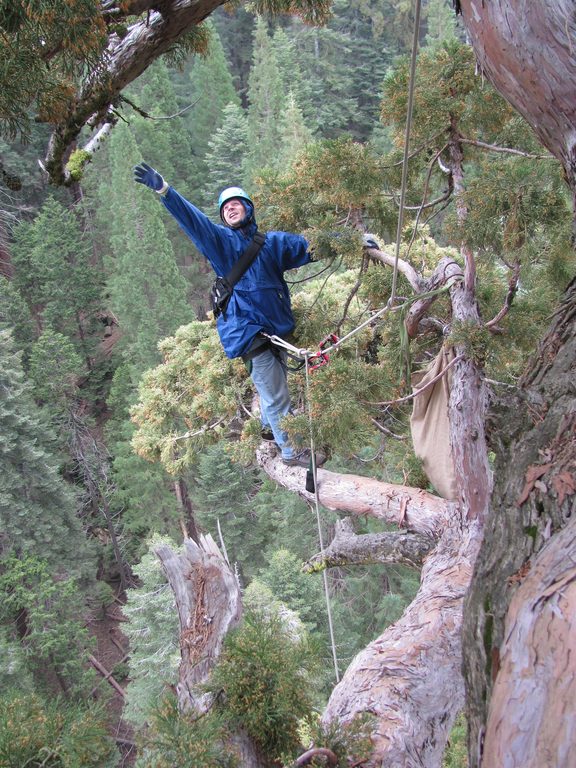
[409,347,458,500]
[211,231,266,319]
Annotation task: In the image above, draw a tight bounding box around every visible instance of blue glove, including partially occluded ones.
[134,162,165,191]
[362,234,380,249]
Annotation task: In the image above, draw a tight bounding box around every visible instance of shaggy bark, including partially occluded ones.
[462,278,576,767]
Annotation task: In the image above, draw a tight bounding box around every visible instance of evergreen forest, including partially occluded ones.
[1,1,574,766]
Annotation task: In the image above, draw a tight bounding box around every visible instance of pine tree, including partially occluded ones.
[180,22,241,198]
[201,102,250,212]
[0,327,95,578]
[277,93,313,170]
[122,537,180,726]
[126,59,196,194]
[10,197,102,367]
[423,0,460,50]
[245,17,287,180]
[105,124,192,374]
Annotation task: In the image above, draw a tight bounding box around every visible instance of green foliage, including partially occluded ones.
[210,611,320,761]
[28,328,82,404]
[0,555,95,697]
[10,197,102,364]
[303,712,376,768]
[0,690,118,767]
[131,321,250,473]
[0,0,107,140]
[256,549,325,634]
[135,692,237,768]
[442,713,468,767]
[123,538,180,728]
[202,102,251,213]
[0,328,95,579]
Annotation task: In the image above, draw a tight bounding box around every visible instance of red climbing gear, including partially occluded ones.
[307,334,339,371]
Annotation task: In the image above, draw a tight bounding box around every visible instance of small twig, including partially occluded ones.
[88,654,126,698]
[119,94,200,120]
[370,418,406,440]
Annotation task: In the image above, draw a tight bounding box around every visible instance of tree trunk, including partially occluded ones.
[154,534,272,767]
[462,278,576,766]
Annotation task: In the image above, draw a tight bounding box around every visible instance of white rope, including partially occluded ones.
[304,353,340,683]
[390,0,422,307]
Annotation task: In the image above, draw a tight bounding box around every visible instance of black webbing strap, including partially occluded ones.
[225,230,266,287]
[212,231,266,319]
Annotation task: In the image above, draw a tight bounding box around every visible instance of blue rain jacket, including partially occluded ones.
[161,187,312,359]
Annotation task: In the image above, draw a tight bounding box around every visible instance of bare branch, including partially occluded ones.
[305,517,436,571]
[459,137,555,160]
[294,747,338,766]
[404,257,464,338]
[365,247,423,293]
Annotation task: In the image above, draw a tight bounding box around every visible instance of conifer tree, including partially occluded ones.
[105,124,191,374]
[201,102,250,211]
[277,93,313,170]
[127,60,196,194]
[122,538,180,726]
[99,124,194,555]
[245,17,287,179]
[10,197,102,368]
[423,0,460,50]
[0,327,95,578]
[181,22,241,198]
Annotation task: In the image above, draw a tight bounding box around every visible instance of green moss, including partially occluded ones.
[65,149,91,181]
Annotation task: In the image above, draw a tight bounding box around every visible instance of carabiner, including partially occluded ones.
[307,333,339,371]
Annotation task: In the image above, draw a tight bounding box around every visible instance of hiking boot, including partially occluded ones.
[261,428,276,442]
[283,448,326,468]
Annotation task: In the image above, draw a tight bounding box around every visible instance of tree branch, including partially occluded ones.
[404,256,464,338]
[459,137,555,160]
[305,517,436,571]
[256,444,454,537]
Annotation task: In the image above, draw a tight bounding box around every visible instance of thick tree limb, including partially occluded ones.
[323,523,481,768]
[305,517,436,570]
[459,0,576,225]
[256,444,455,537]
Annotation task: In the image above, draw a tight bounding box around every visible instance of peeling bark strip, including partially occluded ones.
[482,518,576,768]
[154,535,241,714]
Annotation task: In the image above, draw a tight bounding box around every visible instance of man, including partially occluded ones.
[134,162,325,468]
